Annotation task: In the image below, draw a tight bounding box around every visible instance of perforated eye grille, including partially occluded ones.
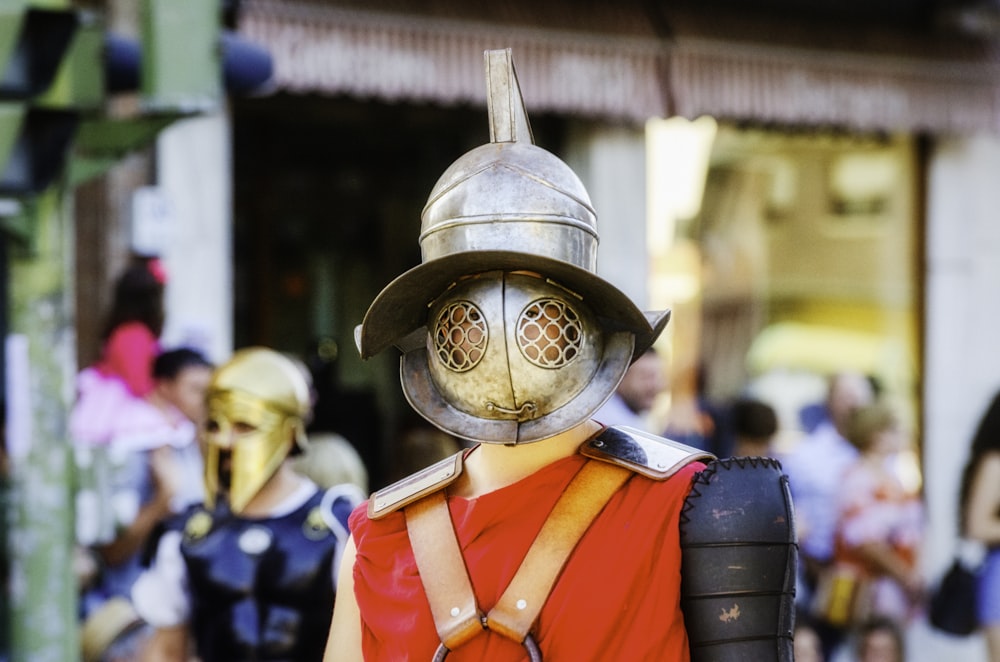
[518,299,582,368]
[433,301,488,372]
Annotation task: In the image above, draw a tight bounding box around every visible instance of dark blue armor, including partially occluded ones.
[178,486,355,662]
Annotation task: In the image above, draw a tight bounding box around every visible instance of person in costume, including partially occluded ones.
[132,347,363,661]
[324,49,796,662]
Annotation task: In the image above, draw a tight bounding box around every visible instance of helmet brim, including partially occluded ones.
[358,250,670,360]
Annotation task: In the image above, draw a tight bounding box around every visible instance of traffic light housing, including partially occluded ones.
[0,6,77,98]
[139,0,272,111]
[0,5,80,196]
[0,1,274,198]
[0,106,77,195]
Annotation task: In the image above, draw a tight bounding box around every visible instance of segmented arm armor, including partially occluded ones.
[679,457,797,661]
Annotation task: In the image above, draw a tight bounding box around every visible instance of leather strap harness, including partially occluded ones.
[384,425,714,660]
[406,459,632,660]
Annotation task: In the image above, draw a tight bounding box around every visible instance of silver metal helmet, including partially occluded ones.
[357,48,670,445]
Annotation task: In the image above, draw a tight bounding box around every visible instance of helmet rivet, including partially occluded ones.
[450,607,461,617]
[516,599,528,610]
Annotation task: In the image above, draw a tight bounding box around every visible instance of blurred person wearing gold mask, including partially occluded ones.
[132,347,363,662]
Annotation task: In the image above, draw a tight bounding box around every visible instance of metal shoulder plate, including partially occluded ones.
[367,451,465,520]
[579,425,715,479]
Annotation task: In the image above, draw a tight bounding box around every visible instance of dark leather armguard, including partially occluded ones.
[679,457,797,661]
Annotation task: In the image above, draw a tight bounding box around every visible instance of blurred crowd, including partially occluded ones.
[593,346,1000,662]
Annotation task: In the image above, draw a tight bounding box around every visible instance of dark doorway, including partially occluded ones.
[231,92,567,488]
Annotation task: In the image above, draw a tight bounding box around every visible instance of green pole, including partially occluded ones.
[5,185,78,662]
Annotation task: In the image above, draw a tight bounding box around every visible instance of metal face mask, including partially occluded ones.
[201,347,309,514]
[401,271,634,445]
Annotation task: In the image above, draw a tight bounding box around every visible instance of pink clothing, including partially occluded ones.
[833,459,924,621]
[71,321,161,446]
[95,321,160,397]
[349,453,702,661]
[69,367,191,449]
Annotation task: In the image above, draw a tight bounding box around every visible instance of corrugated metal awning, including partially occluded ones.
[239,0,1000,134]
[239,0,669,122]
[669,37,1000,134]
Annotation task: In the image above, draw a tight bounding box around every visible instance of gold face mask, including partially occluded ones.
[200,347,310,513]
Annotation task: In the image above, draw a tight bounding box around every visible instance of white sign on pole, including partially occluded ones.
[131,186,177,256]
[5,333,32,462]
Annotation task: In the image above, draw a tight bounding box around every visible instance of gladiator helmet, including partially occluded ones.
[357,49,670,445]
[201,347,311,513]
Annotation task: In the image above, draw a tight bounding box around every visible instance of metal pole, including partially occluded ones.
[5,187,78,662]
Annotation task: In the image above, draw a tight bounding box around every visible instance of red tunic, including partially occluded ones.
[349,452,703,661]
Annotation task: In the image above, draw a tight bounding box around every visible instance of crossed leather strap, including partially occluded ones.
[405,459,632,660]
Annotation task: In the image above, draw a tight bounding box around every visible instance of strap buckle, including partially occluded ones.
[432,632,542,662]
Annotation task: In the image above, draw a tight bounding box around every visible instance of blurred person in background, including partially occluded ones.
[384,417,463,485]
[813,401,924,658]
[793,611,826,662]
[96,257,168,399]
[288,352,370,495]
[78,348,213,659]
[853,616,906,662]
[71,258,168,448]
[782,371,875,638]
[959,390,1000,661]
[133,347,362,662]
[88,348,213,578]
[80,597,150,662]
[72,258,170,590]
[593,347,665,432]
[662,361,722,455]
[729,396,779,458]
[291,431,369,495]
[147,347,214,430]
